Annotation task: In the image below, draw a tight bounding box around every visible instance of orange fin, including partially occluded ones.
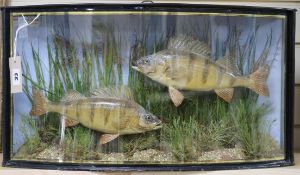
[65,118,79,127]
[249,65,270,96]
[99,134,119,145]
[168,86,184,107]
[215,88,234,102]
[30,88,48,116]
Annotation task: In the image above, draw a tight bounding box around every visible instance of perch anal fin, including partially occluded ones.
[215,88,234,102]
[168,86,184,107]
[99,134,119,145]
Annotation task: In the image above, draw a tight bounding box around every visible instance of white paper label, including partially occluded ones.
[11,69,21,86]
[9,56,23,93]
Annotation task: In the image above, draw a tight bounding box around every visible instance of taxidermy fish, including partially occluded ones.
[30,87,162,144]
[132,36,270,106]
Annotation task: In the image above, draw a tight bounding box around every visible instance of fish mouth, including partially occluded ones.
[154,120,162,129]
[132,66,140,71]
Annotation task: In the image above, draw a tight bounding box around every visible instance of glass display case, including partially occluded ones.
[1,3,295,171]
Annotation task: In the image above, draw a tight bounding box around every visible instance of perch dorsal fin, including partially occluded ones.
[216,54,240,75]
[61,90,86,102]
[167,35,211,57]
[90,86,133,100]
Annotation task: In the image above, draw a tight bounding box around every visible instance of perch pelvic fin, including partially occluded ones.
[65,118,80,127]
[169,86,184,107]
[99,134,120,144]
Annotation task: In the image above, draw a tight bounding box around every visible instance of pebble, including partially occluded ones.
[101,153,128,162]
[36,147,248,162]
[130,149,174,162]
[36,145,60,160]
[198,148,245,162]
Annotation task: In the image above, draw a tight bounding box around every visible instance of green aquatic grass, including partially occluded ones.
[120,132,160,156]
[229,98,279,159]
[64,126,97,160]
[15,115,48,158]
[17,20,280,162]
[161,117,235,161]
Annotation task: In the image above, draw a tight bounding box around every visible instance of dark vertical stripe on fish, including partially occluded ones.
[104,109,110,125]
[90,104,95,122]
[118,109,127,130]
[217,68,224,87]
[76,101,82,120]
[202,59,210,84]
[187,53,197,83]
[189,53,197,61]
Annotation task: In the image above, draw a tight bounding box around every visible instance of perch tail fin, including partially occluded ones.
[249,65,270,96]
[30,88,49,116]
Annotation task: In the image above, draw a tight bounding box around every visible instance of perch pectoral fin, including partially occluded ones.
[99,134,120,145]
[215,88,234,102]
[168,86,184,107]
[64,118,80,128]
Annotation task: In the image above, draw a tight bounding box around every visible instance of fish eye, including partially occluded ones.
[144,59,149,64]
[145,114,152,121]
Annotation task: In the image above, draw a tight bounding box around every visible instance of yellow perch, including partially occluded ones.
[30,87,162,144]
[132,36,269,106]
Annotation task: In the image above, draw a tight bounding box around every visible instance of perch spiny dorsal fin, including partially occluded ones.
[216,54,240,75]
[167,35,211,57]
[61,90,86,102]
[90,86,134,100]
